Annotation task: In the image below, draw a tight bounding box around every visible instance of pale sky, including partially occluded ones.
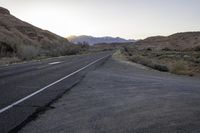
[0,0,200,39]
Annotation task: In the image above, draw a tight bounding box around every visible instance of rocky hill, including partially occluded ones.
[135,32,200,51]
[67,35,135,45]
[0,7,72,60]
[122,32,200,76]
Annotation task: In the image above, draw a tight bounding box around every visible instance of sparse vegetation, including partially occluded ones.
[120,45,199,76]
[120,32,200,76]
[169,61,193,76]
[0,57,21,65]
[17,45,39,60]
[0,7,98,65]
[129,54,169,72]
[0,42,16,57]
[194,46,200,51]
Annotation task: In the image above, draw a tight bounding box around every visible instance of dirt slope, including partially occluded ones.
[0,7,71,58]
[136,32,200,51]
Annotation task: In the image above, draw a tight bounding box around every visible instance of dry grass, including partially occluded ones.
[129,55,169,72]
[169,61,193,76]
[112,50,127,61]
[17,45,39,60]
[0,57,21,65]
[120,45,199,76]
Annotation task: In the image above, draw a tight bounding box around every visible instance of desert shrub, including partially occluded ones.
[121,46,137,56]
[130,55,148,65]
[0,57,21,65]
[62,45,82,55]
[80,43,90,49]
[0,42,16,57]
[77,43,90,52]
[17,45,39,60]
[170,61,193,76]
[123,46,129,52]
[170,61,186,73]
[152,64,169,72]
[194,46,200,51]
[130,55,153,67]
[129,55,169,72]
[121,45,197,75]
[162,47,171,51]
[47,49,62,57]
[146,48,152,51]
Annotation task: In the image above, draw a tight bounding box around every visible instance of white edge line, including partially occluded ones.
[49,62,61,65]
[0,55,109,114]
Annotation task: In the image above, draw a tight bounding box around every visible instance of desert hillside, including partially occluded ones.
[135,32,200,51]
[0,7,76,60]
[120,32,200,76]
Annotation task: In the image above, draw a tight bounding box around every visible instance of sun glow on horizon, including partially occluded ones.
[0,0,200,40]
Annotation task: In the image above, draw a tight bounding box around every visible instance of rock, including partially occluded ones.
[0,7,10,15]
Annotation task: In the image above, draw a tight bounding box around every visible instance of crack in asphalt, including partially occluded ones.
[8,81,79,133]
[8,56,109,133]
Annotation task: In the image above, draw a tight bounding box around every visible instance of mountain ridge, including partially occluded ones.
[67,35,135,45]
[135,32,200,50]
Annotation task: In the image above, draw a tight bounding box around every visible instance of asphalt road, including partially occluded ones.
[0,52,111,133]
[20,57,200,133]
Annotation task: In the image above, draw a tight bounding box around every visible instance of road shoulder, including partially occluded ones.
[20,57,200,133]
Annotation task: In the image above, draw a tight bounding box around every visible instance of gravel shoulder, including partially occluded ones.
[20,57,200,133]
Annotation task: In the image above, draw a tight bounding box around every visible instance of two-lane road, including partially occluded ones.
[0,52,111,133]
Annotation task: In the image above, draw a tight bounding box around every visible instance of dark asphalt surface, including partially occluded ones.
[0,52,111,133]
[20,57,200,133]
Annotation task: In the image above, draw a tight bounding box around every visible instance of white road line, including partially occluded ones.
[49,62,61,65]
[0,55,109,114]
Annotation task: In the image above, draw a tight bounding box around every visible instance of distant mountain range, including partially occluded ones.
[67,35,135,45]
